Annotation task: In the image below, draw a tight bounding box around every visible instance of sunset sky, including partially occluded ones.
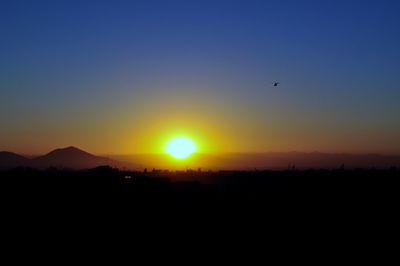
[1,0,399,155]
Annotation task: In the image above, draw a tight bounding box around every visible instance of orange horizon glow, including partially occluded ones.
[1,91,400,157]
[1,1,400,164]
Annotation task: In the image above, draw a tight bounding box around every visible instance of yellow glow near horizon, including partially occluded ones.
[165,137,196,159]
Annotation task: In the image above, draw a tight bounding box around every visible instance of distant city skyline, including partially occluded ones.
[1,0,399,155]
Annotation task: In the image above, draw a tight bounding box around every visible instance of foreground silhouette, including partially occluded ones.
[1,166,399,216]
[1,165,399,252]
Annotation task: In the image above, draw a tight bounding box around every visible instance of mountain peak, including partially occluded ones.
[55,146,83,152]
[33,146,113,169]
[62,146,78,150]
[46,146,92,156]
[1,147,131,170]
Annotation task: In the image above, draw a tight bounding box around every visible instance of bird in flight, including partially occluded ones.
[273,82,280,87]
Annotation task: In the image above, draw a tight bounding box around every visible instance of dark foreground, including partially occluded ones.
[1,166,399,255]
[1,166,399,216]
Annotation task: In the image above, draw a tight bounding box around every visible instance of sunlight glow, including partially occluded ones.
[165,137,196,159]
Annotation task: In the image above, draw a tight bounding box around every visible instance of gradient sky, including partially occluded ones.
[1,0,399,155]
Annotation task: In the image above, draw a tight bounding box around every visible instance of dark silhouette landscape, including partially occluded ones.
[0,146,127,170]
[1,162,399,234]
[2,1,400,249]
[2,146,400,170]
[1,146,399,217]
[1,147,399,253]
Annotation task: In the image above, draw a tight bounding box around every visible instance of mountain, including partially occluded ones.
[0,151,31,169]
[32,146,117,169]
[2,148,400,171]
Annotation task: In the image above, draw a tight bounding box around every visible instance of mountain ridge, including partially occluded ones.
[0,146,131,170]
[1,148,400,170]
[0,151,31,169]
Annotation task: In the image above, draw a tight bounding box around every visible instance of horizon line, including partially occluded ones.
[2,147,400,157]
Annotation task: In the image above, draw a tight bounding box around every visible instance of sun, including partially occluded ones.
[165,137,196,159]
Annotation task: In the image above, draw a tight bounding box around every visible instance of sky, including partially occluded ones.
[1,0,399,155]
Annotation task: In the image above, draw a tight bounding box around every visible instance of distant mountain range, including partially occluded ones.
[1,147,400,170]
[0,147,129,170]
[112,152,400,170]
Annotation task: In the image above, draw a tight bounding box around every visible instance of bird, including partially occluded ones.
[273,82,280,87]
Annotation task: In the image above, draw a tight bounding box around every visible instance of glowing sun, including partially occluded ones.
[165,137,196,159]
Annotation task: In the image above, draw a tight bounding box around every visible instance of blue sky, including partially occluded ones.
[1,0,400,154]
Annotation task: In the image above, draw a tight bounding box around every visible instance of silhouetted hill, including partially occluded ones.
[0,152,30,169]
[2,148,400,171]
[32,146,115,169]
